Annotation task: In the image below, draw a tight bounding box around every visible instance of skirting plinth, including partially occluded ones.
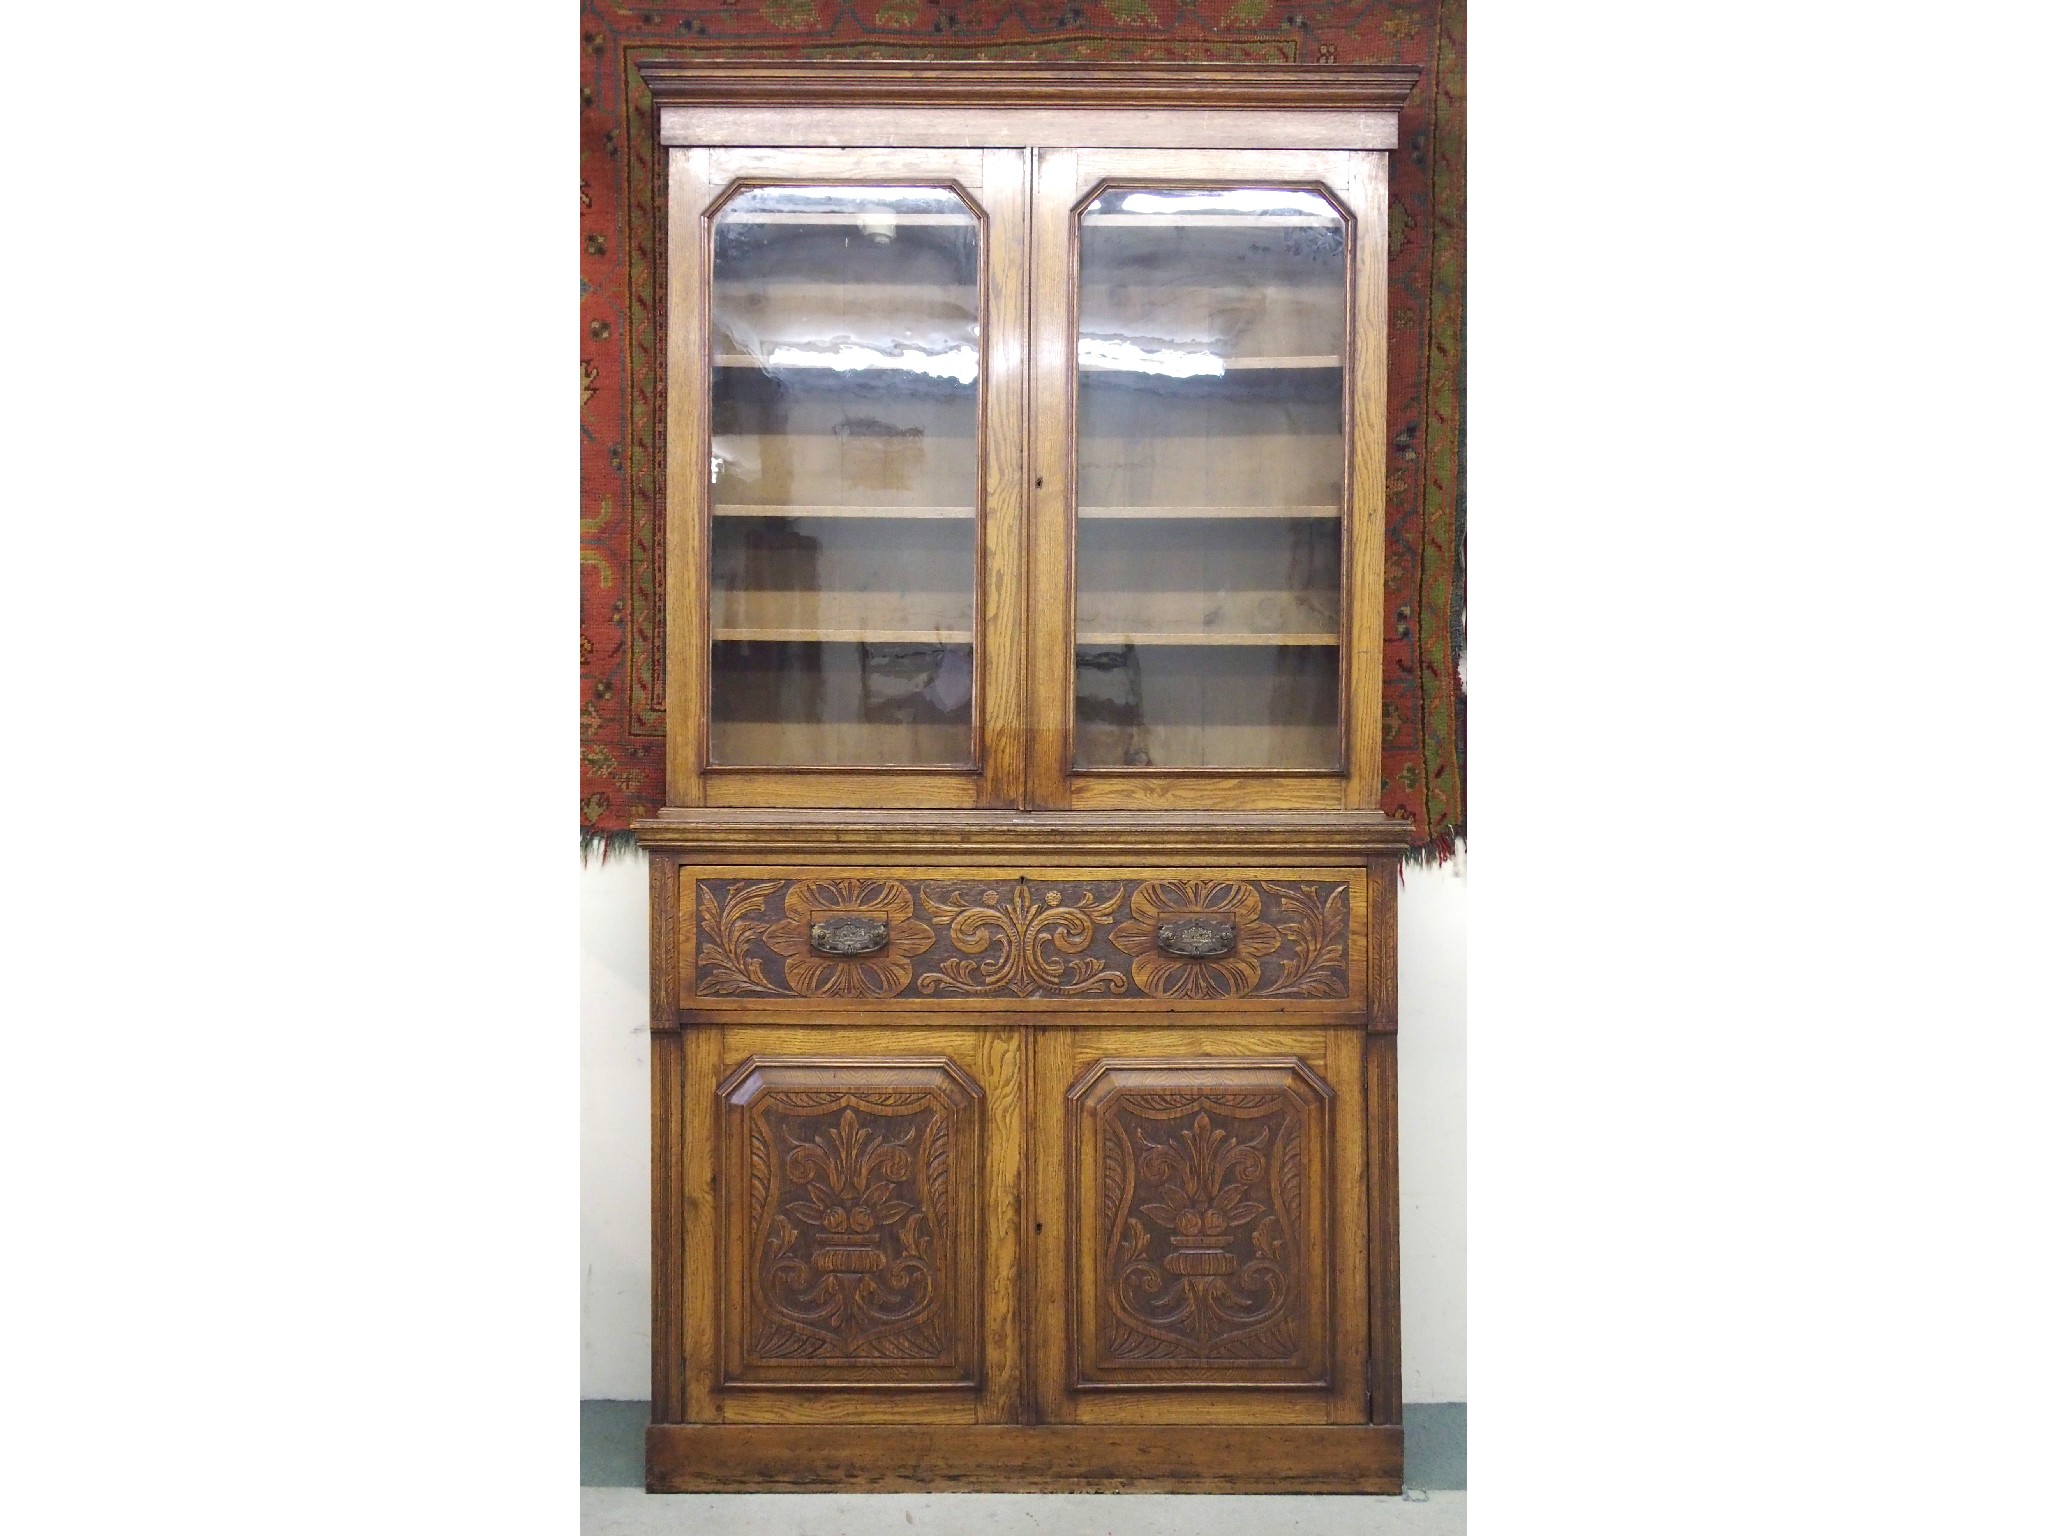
[645,1423,1403,1494]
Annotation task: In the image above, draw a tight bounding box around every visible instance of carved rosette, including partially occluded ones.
[1070,1059,1332,1389]
[1110,881,1281,1000]
[720,1058,981,1387]
[759,879,935,999]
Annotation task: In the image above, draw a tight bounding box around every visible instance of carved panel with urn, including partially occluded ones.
[718,1057,983,1389]
[1068,1058,1333,1391]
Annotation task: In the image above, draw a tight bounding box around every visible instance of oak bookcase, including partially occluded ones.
[632,62,1419,1494]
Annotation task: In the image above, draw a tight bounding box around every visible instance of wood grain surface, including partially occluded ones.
[644,1422,1403,1494]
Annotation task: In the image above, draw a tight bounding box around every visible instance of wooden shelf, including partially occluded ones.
[715,504,976,520]
[718,212,975,228]
[713,353,978,375]
[1078,504,1338,520]
[1084,214,1338,229]
[1075,631,1338,648]
[1078,354,1340,374]
[709,724,973,771]
[715,628,973,645]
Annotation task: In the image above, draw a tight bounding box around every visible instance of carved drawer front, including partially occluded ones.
[684,869,1368,1011]
[717,1056,983,1390]
[1068,1057,1333,1391]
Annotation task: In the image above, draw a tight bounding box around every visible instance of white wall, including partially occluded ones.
[580,850,1466,1402]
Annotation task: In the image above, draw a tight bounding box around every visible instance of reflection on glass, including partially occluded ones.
[707,185,980,768]
[1072,185,1347,771]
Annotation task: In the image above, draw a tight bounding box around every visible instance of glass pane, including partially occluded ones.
[1072,186,1347,771]
[707,185,980,768]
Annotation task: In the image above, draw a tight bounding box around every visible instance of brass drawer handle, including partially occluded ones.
[810,915,889,956]
[1156,917,1237,959]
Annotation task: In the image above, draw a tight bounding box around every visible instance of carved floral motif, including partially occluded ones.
[759,879,934,999]
[1110,882,1282,1000]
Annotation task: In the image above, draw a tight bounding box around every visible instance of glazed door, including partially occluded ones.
[1025,149,1390,811]
[663,146,1029,807]
[1027,1024,1390,1427]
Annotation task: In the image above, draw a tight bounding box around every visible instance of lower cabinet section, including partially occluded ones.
[653,1018,1399,1489]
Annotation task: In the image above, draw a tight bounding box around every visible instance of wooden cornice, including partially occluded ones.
[630,808,1414,864]
[635,61,1422,114]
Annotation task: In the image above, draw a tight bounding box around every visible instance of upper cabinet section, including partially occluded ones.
[648,66,1417,813]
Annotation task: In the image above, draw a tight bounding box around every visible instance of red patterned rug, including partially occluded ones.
[580,0,1465,856]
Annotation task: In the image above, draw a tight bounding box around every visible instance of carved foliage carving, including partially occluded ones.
[918,881,1128,998]
[721,1058,980,1386]
[694,877,1351,1002]
[1071,1059,1331,1388]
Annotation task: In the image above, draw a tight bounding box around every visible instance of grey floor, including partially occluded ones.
[583,1401,1466,1534]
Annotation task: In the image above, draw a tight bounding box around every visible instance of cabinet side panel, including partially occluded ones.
[681,1023,724,1420]
[1364,1029,1401,1424]
[1366,859,1399,1031]
[651,1030,688,1422]
[1326,1027,1367,1422]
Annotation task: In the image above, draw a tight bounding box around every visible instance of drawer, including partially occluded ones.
[668,866,1386,1015]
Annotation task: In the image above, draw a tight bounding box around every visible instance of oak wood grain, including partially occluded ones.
[650,1032,687,1423]
[1025,146,1080,810]
[1342,152,1391,808]
[980,146,1030,809]
[644,1421,1403,1494]
[662,106,1401,153]
[1364,1031,1402,1425]
[637,60,1422,111]
[634,808,1413,861]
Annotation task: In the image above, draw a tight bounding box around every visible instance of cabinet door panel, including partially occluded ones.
[1032,1025,1371,1425]
[1070,1057,1331,1389]
[675,1024,1025,1424]
[1025,147,1388,810]
[665,146,1029,808]
[720,1056,981,1388]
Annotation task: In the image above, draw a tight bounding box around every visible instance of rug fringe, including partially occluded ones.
[581,826,641,865]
